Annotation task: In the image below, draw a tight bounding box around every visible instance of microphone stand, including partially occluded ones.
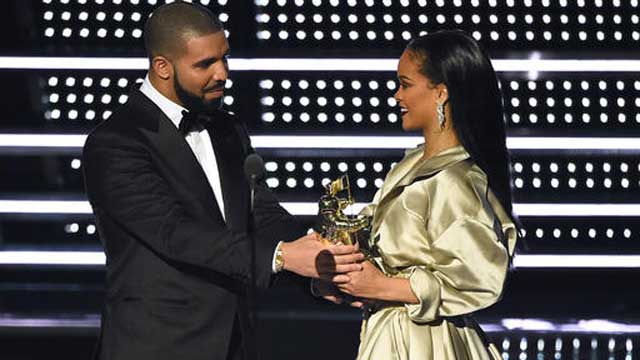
[244,153,264,360]
[248,171,258,340]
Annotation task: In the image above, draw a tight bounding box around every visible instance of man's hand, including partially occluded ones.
[280,232,365,279]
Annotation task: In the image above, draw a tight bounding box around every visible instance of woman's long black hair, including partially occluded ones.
[407,30,515,220]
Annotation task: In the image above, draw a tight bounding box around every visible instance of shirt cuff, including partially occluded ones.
[271,241,283,273]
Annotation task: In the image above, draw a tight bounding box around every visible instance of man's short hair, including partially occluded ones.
[144,2,225,61]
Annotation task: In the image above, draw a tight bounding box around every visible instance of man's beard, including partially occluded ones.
[174,69,223,113]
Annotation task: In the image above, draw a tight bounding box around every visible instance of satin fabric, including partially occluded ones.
[356,145,516,360]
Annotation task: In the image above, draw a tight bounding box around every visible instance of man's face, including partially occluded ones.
[172,31,229,112]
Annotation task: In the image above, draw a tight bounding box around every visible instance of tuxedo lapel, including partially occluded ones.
[206,121,249,232]
[129,91,225,223]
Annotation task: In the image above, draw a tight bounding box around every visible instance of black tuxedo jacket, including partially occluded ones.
[83,90,306,360]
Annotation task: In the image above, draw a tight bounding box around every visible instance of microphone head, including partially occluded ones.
[244,153,265,182]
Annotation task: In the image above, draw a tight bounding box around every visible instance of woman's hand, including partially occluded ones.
[333,261,387,299]
[333,261,420,304]
[311,279,365,308]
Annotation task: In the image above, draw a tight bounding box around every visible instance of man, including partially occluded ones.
[82,3,363,360]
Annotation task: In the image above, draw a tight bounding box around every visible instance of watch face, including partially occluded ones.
[275,250,284,271]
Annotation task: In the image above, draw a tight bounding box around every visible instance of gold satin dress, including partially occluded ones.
[356,145,517,360]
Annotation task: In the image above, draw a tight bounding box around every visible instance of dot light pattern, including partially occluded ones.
[256,0,640,52]
[2,151,640,251]
[34,1,640,56]
[37,0,231,54]
[259,154,640,204]
[37,71,640,136]
[503,75,640,134]
[492,333,638,360]
[259,73,399,132]
[519,217,640,254]
[260,73,640,135]
[5,153,638,205]
[40,72,236,124]
[3,210,640,252]
[262,155,397,201]
[510,154,640,203]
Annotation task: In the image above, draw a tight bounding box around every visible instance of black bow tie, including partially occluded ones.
[178,110,212,136]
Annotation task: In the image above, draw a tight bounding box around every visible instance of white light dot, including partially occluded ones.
[284,161,296,172]
[533,178,541,188]
[513,177,524,189]
[66,223,80,234]
[262,113,275,122]
[304,178,315,188]
[70,158,82,169]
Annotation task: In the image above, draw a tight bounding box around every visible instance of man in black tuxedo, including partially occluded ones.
[82,3,364,360]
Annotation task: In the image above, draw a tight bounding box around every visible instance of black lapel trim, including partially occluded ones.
[129,90,225,223]
[206,115,250,232]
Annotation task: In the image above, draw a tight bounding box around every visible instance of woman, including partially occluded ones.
[318,30,518,359]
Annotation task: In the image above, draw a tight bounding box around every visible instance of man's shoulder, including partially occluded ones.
[84,91,154,149]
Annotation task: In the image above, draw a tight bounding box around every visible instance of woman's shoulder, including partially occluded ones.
[427,160,489,218]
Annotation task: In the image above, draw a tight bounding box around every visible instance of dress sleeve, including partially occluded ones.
[404,217,510,323]
[405,218,509,323]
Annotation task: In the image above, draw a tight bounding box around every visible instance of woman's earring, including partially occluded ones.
[436,100,445,129]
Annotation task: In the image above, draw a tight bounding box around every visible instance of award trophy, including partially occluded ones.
[317,175,371,250]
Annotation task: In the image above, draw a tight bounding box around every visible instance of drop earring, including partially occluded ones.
[436,100,445,129]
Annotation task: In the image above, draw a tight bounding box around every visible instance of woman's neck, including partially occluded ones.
[421,129,461,160]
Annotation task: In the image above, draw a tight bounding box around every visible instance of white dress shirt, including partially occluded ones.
[139,76,226,221]
[139,76,282,272]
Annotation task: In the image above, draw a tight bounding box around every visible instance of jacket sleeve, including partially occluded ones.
[231,118,310,272]
[83,129,278,289]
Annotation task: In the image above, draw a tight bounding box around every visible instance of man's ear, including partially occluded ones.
[151,56,173,80]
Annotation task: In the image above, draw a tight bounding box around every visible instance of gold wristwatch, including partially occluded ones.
[274,241,285,273]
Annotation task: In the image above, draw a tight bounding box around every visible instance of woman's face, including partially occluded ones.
[394,50,447,133]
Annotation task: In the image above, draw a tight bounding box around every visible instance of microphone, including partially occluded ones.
[243,153,265,187]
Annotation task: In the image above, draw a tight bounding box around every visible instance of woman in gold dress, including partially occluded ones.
[319,30,518,359]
